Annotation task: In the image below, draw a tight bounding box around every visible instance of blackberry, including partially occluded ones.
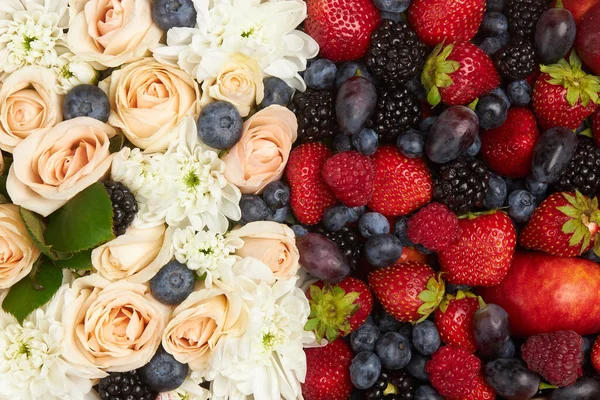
[365,370,416,400]
[552,137,600,197]
[368,84,421,143]
[495,37,536,81]
[289,88,337,142]
[434,158,490,214]
[315,225,362,270]
[364,19,428,85]
[506,0,548,38]
[97,370,156,400]
[104,180,138,236]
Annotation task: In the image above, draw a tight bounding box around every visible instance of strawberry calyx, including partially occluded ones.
[416,272,446,322]
[540,51,600,108]
[557,191,600,254]
[437,290,480,313]
[304,283,360,342]
[421,43,461,107]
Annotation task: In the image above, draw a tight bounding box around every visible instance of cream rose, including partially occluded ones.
[200,54,264,118]
[0,66,63,152]
[228,221,300,279]
[99,58,201,152]
[0,204,41,289]
[162,285,248,372]
[61,274,171,372]
[91,224,173,283]
[222,105,297,194]
[6,117,116,217]
[67,0,163,69]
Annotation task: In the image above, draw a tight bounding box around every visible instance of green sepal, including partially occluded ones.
[578,128,593,138]
[421,43,460,107]
[555,0,563,8]
[467,98,479,111]
[436,290,479,314]
[557,191,600,254]
[414,273,446,323]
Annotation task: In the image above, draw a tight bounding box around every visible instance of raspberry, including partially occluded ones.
[426,345,481,399]
[407,202,460,252]
[321,151,376,207]
[521,330,584,387]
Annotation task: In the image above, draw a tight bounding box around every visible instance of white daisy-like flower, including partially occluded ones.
[152,0,319,91]
[0,0,69,74]
[52,52,98,94]
[156,375,211,400]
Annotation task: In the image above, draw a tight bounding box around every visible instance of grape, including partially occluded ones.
[484,359,540,400]
[474,304,510,357]
[336,77,377,135]
[535,8,576,65]
[426,106,479,163]
[335,61,373,89]
[531,127,578,184]
[296,233,350,283]
[552,377,600,400]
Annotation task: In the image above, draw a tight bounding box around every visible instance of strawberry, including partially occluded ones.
[422,41,500,107]
[302,339,353,400]
[435,291,479,352]
[322,151,376,207]
[368,261,445,322]
[305,277,373,342]
[593,108,600,147]
[408,0,486,47]
[438,211,516,287]
[426,345,482,399]
[305,0,380,63]
[591,336,600,375]
[533,52,600,131]
[285,142,337,225]
[407,202,461,252]
[481,108,540,179]
[520,191,600,257]
[368,145,433,217]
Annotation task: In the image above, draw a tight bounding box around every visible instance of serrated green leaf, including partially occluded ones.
[19,208,71,261]
[562,218,580,234]
[52,250,92,270]
[44,183,115,253]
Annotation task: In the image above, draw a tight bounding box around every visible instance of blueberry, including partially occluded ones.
[352,128,379,156]
[412,320,441,356]
[152,0,196,31]
[291,224,308,237]
[415,385,443,400]
[304,59,337,90]
[376,309,402,333]
[346,206,366,223]
[484,173,508,209]
[364,234,403,268]
[150,261,195,305]
[394,216,414,246]
[479,32,510,56]
[496,338,516,358]
[372,0,411,13]
[240,195,270,223]
[63,84,110,122]
[322,205,349,232]
[419,116,437,133]
[351,323,381,353]
[262,181,290,210]
[266,205,290,223]
[398,322,414,342]
[333,134,354,153]
[481,11,508,36]
[406,353,430,381]
[350,351,382,389]
[139,346,188,392]
[475,93,508,129]
[375,332,412,370]
[379,11,404,22]
[336,77,377,135]
[525,174,548,201]
[484,359,540,400]
[335,61,373,89]
[359,212,390,238]
[397,130,425,158]
[490,87,511,109]
[486,0,505,12]
[552,377,600,400]
[197,101,243,149]
[504,177,527,194]
[508,189,536,223]
[466,135,482,156]
[507,80,532,106]
[260,77,294,109]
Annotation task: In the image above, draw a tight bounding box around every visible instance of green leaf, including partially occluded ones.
[109,131,125,153]
[539,382,558,390]
[418,290,436,303]
[19,207,71,261]
[52,250,93,270]
[44,183,115,253]
[562,218,580,234]
[2,258,62,323]
[557,205,582,219]
[304,318,319,332]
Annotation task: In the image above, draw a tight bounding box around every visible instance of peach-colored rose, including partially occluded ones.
[6,117,116,217]
[99,58,201,152]
[61,274,171,372]
[91,224,173,283]
[67,0,163,69]
[0,66,63,152]
[0,204,41,289]
[162,285,248,372]
[228,221,300,279]
[222,105,297,194]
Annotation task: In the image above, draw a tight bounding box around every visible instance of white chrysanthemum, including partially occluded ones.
[53,52,98,94]
[0,0,69,73]
[156,375,211,400]
[152,0,319,91]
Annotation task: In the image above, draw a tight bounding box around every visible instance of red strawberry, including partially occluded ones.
[285,143,337,225]
[520,191,600,257]
[426,345,482,399]
[438,211,516,287]
[533,52,600,131]
[368,262,445,322]
[461,373,496,400]
[481,108,540,178]
[591,336,600,374]
[422,42,500,107]
[302,339,353,400]
[435,291,479,352]
[305,277,373,342]
[368,145,433,217]
[305,0,380,63]
[408,0,486,47]
[407,202,461,252]
[322,151,376,207]
[593,108,600,147]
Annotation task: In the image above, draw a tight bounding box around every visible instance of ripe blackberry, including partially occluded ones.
[364,19,428,85]
[97,370,156,400]
[364,370,415,400]
[289,88,337,142]
[434,158,490,214]
[552,137,600,197]
[368,84,421,143]
[315,225,362,270]
[104,180,138,236]
[506,0,548,38]
[495,37,536,81]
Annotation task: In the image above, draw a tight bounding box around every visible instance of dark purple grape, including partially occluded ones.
[531,127,578,184]
[296,233,350,283]
[552,377,600,400]
[425,106,479,163]
[535,8,576,64]
[474,304,510,357]
[336,77,377,135]
[485,359,540,400]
